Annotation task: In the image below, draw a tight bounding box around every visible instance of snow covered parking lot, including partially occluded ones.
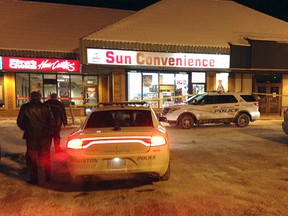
[1,119,288,216]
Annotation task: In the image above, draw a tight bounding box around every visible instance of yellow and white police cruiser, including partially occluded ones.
[162,91,260,129]
[66,102,170,182]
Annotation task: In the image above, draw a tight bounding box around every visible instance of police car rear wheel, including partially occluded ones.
[160,163,170,181]
[235,113,250,127]
[179,114,194,129]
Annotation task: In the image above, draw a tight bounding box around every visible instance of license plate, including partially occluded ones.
[107,158,126,169]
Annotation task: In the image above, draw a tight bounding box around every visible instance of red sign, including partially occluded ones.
[3,57,80,72]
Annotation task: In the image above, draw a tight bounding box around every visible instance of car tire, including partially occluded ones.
[160,163,170,181]
[179,114,194,129]
[235,113,250,127]
[282,122,288,135]
[284,113,288,122]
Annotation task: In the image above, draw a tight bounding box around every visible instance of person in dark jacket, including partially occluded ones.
[44,93,67,153]
[17,91,54,185]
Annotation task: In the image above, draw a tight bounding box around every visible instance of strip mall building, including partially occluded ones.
[1,0,288,118]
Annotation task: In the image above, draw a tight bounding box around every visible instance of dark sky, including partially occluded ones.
[26,0,288,22]
[235,0,288,22]
[26,0,160,11]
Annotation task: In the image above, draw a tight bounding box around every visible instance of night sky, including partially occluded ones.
[26,0,288,22]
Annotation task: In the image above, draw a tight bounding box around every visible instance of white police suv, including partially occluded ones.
[162,91,260,129]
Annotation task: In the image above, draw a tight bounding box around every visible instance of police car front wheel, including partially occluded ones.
[179,114,194,129]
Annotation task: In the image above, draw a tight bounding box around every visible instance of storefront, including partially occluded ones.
[85,48,230,109]
[0,56,101,117]
[230,38,288,116]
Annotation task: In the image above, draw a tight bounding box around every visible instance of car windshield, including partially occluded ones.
[186,93,207,105]
[85,110,153,128]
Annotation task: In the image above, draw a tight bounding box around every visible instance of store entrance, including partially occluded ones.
[256,75,282,115]
[83,85,98,115]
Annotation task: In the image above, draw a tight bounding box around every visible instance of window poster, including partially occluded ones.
[31,81,42,95]
[59,82,69,98]
[143,75,152,87]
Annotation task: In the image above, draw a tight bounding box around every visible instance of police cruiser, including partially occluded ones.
[162,91,260,129]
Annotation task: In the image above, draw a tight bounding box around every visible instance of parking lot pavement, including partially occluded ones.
[1,118,288,215]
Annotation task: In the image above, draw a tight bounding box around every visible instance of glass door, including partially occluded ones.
[256,83,281,115]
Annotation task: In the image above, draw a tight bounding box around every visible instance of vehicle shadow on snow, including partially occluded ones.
[165,122,236,130]
[48,151,155,192]
[236,126,288,146]
[0,151,155,192]
[0,152,28,181]
[44,177,155,192]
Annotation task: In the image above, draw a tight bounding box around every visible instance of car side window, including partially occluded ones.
[202,95,238,104]
[202,95,219,104]
[240,95,257,102]
[220,95,238,103]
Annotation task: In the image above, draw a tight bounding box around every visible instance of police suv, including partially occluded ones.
[162,91,260,129]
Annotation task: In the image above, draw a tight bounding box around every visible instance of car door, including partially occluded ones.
[197,95,220,120]
[212,95,239,119]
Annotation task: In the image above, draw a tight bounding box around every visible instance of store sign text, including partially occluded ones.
[87,49,230,69]
[3,57,80,72]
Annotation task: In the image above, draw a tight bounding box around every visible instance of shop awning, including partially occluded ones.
[0,49,77,59]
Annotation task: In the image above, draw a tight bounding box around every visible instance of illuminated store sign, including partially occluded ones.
[87,48,230,69]
[3,57,80,72]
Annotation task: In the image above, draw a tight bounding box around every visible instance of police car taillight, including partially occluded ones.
[67,139,83,149]
[151,136,166,146]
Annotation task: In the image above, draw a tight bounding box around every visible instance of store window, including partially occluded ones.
[70,75,83,106]
[43,74,57,100]
[16,73,29,107]
[0,73,4,107]
[216,73,229,92]
[191,72,206,94]
[127,71,208,108]
[83,76,98,115]
[128,71,191,108]
[15,73,97,108]
[127,71,142,101]
[159,73,174,107]
[143,72,158,108]
[175,73,188,103]
[57,74,70,107]
[83,76,98,105]
[30,74,43,97]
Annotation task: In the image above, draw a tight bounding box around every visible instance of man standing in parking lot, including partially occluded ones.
[17,91,54,185]
[44,93,67,153]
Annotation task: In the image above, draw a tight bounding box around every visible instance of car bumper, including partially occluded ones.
[66,150,170,179]
[250,111,261,121]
